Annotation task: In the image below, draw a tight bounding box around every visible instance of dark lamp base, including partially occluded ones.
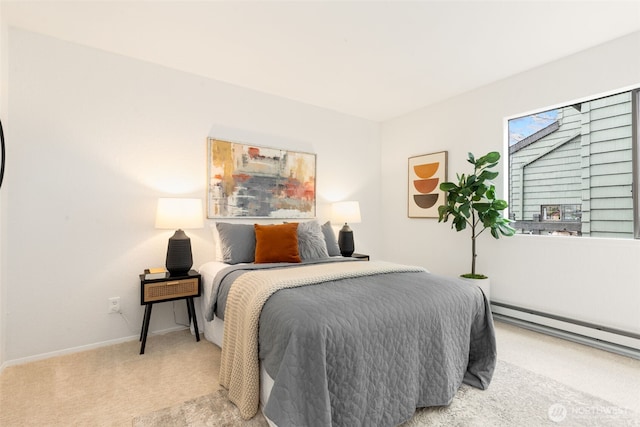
[166,229,193,275]
[338,223,355,257]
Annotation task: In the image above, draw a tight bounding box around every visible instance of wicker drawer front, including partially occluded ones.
[144,278,199,302]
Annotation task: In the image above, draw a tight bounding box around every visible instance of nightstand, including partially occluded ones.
[351,253,370,261]
[139,269,201,354]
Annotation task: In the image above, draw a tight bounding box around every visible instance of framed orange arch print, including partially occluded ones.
[408,151,447,218]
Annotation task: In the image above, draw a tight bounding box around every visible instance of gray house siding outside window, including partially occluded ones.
[509,90,635,238]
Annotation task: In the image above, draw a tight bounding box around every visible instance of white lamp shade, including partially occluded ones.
[332,201,361,224]
[155,198,204,230]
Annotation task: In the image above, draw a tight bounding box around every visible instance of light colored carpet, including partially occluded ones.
[2,323,638,426]
[0,330,221,426]
[133,359,640,427]
[133,389,269,427]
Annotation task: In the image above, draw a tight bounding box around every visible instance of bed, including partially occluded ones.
[199,221,497,427]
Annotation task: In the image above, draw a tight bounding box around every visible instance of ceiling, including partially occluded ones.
[3,1,640,121]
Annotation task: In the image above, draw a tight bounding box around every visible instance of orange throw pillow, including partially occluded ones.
[254,223,301,263]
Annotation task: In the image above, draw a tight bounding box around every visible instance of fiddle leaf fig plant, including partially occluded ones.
[437,151,515,279]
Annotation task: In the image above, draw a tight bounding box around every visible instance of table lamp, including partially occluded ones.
[155,198,204,275]
[332,201,361,257]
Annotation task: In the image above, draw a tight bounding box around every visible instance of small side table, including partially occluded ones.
[139,269,201,354]
[351,253,370,261]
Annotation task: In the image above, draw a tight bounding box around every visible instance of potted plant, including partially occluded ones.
[437,151,515,292]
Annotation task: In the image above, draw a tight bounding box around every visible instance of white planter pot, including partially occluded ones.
[459,276,490,301]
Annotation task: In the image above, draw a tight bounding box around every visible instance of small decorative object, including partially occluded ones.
[207,138,316,218]
[408,151,447,218]
[438,152,515,279]
[144,267,168,280]
[332,201,361,257]
[155,198,204,275]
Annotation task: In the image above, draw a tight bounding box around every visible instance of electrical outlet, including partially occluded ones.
[108,297,121,314]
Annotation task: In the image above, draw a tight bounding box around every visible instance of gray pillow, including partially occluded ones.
[297,220,330,260]
[216,222,256,264]
[321,221,341,256]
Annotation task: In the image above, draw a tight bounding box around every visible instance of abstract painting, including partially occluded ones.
[207,138,316,218]
[408,151,447,218]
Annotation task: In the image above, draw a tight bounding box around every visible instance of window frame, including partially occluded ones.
[634,88,639,239]
[505,85,640,239]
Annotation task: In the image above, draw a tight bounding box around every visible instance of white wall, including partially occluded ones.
[381,32,640,334]
[5,22,638,366]
[1,28,380,363]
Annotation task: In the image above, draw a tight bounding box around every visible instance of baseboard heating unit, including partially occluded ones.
[491,301,640,360]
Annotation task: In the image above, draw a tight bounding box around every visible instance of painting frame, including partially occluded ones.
[207,138,317,219]
[408,151,447,218]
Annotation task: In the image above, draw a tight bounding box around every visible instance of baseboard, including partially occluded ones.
[492,301,640,360]
[1,325,189,369]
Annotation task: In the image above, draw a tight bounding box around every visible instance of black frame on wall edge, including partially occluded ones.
[0,119,5,189]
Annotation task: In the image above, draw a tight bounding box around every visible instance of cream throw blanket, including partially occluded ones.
[219,260,426,419]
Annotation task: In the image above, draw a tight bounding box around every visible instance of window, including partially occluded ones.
[539,204,581,222]
[508,88,639,238]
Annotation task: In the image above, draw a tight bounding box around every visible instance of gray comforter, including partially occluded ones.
[207,259,496,427]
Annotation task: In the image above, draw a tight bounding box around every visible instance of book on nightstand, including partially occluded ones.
[144,267,168,280]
